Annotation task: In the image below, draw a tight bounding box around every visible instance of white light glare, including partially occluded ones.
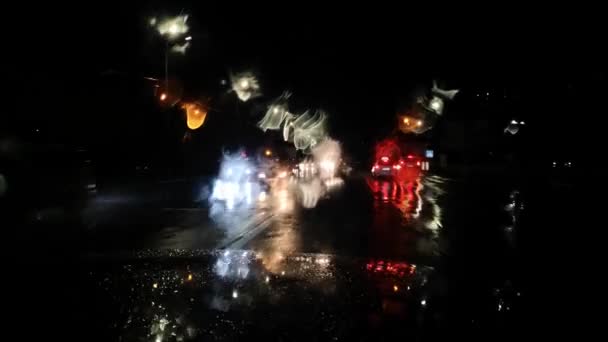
[430,98,442,110]
[258,191,267,202]
[230,72,261,102]
[258,92,291,131]
[156,15,189,39]
[431,81,459,99]
[170,42,190,54]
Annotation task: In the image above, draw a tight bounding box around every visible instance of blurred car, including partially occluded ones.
[371,154,425,178]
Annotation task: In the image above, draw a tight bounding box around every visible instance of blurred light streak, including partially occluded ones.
[258,93,291,131]
[431,81,459,100]
[170,41,190,54]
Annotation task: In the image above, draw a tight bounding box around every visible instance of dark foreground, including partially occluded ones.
[5,170,581,340]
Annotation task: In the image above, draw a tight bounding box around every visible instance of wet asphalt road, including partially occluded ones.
[12,170,585,340]
[82,171,515,268]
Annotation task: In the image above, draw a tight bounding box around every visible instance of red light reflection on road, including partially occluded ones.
[365,260,416,277]
[366,175,423,221]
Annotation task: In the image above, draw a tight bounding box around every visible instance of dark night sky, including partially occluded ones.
[2,2,606,166]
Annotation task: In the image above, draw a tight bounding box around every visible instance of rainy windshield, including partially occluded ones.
[1,4,594,341]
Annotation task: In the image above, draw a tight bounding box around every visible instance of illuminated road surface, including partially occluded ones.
[84,173,450,264]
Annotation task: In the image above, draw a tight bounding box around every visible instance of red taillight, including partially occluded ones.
[416,161,421,166]
[407,155,414,159]
[381,156,389,162]
[393,164,402,170]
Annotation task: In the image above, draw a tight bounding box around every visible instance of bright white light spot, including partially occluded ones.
[265,276,270,283]
[511,120,518,125]
[520,121,525,125]
[278,171,288,178]
[258,191,267,202]
[230,72,261,102]
[156,15,189,39]
[224,250,230,257]
[232,290,238,299]
[258,172,266,179]
[281,271,285,276]
[245,168,251,175]
[153,283,158,289]
[185,36,192,41]
[430,97,442,112]
[417,120,423,127]
[421,299,427,307]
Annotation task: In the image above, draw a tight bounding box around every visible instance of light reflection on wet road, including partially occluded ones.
[74,171,539,340]
[84,173,448,264]
[241,172,446,264]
